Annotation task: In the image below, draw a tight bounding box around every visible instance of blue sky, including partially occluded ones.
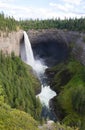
[0,0,85,20]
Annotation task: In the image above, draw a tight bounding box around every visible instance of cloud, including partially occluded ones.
[0,0,15,2]
[49,0,85,19]
[49,2,73,12]
[0,1,62,20]
[0,0,85,20]
[63,0,82,5]
[0,1,34,19]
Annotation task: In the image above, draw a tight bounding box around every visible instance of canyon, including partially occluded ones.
[0,29,85,126]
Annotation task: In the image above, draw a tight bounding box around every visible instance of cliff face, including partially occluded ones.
[27,29,85,66]
[27,29,69,66]
[0,30,23,56]
[0,29,85,66]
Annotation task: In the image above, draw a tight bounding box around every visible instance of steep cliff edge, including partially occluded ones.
[28,29,85,66]
[0,29,85,66]
[0,30,23,56]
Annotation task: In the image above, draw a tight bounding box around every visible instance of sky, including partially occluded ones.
[0,0,85,20]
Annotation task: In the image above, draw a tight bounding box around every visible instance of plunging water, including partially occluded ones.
[23,31,35,67]
[21,31,56,119]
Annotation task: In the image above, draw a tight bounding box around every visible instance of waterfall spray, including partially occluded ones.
[22,31,56,108]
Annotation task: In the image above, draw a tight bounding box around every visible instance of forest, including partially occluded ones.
[47,58,85,130]
[0,12,85,32]
[0,12,19,31]
[0,52,74,130]
[0,52,42,120]
[0,50,44,129]
[20,18,85,31]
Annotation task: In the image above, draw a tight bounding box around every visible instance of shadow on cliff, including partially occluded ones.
[32,39,69,67]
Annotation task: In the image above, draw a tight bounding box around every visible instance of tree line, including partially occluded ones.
[19,17,85,32]
[0,12,19,31]
[0,12,85,32]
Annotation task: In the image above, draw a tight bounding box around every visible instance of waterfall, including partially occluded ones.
[23,31,35,67]
[22,31,56,110]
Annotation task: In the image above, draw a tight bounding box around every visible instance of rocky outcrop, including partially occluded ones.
[0,30,23,56]
[27,29,85,66]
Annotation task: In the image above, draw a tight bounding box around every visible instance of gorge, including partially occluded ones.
[1,12,85,130]
[20,30,85,123]
[21,31,56,120]
[0,29,85,129]
[21,30,85,126]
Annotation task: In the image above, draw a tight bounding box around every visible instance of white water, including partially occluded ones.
[23,31,35,67]
[37,85,56,107]
[23,31,56,108]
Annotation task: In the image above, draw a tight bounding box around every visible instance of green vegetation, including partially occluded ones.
[0,12,19,31]
[0,53,76,130]
[48,59,85,129]
[0,103,39,130]
[1,11,85,130]
[0,52,42,121]
[19,18,85,32]
[0,85,39,130]
[0,12,85,32]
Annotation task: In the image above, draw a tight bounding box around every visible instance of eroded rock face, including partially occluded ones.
[27,29,85,66]
[27,29,69,66]
[0,29,85,66]
[0,30,23,56]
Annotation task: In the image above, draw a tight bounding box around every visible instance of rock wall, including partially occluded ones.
[27,29,69,66]
[0,29,85,66]
[27,29,85,66]
[0,30,23,56]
